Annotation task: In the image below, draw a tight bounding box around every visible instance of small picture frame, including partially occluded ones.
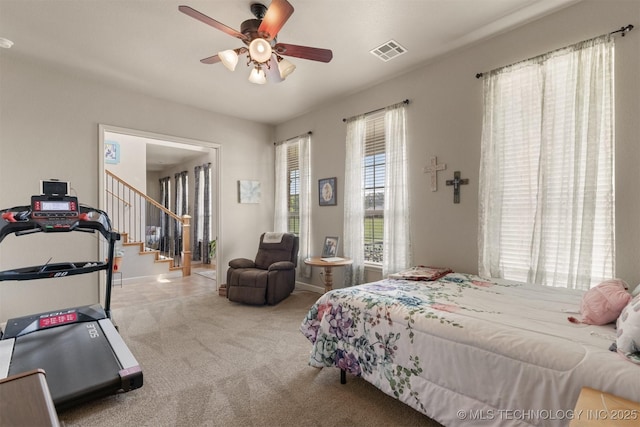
[105,140,120,164]
[321,236,340,258]
[318,177,337,206]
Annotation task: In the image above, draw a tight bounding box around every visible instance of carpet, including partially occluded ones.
[57,289,441,427]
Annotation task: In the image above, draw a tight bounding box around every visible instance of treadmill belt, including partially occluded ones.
[9,321,122,407]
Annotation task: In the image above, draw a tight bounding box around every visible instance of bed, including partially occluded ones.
[300,272,640,426]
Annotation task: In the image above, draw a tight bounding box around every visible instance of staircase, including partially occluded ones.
[105,170,191,279]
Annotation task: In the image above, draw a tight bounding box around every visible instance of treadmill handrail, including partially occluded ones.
[0,203,120,316]
[0,205,116,244]
[0,262,110,282]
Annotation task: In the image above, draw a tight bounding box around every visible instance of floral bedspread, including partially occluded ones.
[300,273,640,426]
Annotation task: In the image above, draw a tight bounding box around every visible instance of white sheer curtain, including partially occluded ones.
[298,135,312,278]
[343,116,366,287]
[274,135,312,278]
[274,143,288,231]
[383,105,411,276]
[478,35,615,290]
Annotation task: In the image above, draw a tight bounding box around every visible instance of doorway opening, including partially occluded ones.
[98,124,221,286]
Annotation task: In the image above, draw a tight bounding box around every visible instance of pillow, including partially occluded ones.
[568,279,632,325]
[616,294,640,364]
[388,266,453,281]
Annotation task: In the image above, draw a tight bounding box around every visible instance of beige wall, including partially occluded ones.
[276,0,640,291]
[0,55,275,322]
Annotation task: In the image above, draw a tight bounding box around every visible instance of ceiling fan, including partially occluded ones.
[179,0,333,84]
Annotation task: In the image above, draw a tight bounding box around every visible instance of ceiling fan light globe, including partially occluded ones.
[249,38,272,63]
[248,67,267,84]
[278,58,296,79]
[218,50,239,71]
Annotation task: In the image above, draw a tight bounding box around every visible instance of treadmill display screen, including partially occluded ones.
[41,201,72,211]
[39,312,78,328]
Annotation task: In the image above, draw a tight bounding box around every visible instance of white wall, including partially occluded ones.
[104,132,147,193]
[276,0,640,291]
[0,55,274,322]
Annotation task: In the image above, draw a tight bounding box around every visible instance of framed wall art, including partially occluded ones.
[105,140,120,164]
[238,180,261,204]
[318,177,337,206]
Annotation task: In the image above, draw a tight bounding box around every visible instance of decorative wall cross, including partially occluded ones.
[445,171,469,204]
[423,156,446,191]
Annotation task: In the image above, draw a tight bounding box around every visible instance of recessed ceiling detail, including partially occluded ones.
[370,40,407,62]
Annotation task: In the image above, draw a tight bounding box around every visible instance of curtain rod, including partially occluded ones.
[475,24,634,79]
[273,131,312,146]
[342,99,410,123]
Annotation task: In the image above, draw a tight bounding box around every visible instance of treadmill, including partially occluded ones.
[0,192,143,409]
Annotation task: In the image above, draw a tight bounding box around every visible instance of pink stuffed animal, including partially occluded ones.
[568,279,632,325]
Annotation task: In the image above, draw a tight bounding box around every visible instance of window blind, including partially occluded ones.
[287,143,300,235]
[364,112,385,263]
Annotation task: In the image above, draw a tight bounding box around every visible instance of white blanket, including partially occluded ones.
[300,273,640,426]
[262,232,284,243]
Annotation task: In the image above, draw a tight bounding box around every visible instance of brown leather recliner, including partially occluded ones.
[226,232,299,305]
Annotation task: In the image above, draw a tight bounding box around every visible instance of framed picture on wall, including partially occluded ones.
[238,180,261,203]
[318,177,337,206]
[105,140,120,164]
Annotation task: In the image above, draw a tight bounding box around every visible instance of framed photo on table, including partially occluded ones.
[321,236,340,258]
[319,177,337,206]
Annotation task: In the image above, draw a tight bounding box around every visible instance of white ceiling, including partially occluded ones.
[1,0,579,126]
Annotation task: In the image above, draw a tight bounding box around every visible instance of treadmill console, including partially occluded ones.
[31,195,80,231]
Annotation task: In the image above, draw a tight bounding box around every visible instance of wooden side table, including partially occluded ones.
[570,387,640,426]
[304,257,353,293]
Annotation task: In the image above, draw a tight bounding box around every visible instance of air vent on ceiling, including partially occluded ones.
[370,40,407,62]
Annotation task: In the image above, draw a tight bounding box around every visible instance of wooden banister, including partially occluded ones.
[105,170,184,223]
[182,215,191,276]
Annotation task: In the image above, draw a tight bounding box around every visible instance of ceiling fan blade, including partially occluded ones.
[258,0,294,41]
[200,55,221,65]
[275,43,333,63]
[179,5,248,42]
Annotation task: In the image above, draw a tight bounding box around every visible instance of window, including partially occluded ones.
[174,171,188,252]
[479,35,614,290]
[363,113,385,263]
[194,166,211,244]
[344,103,409,285]
[175,171,188,217]
[274,134,311,277]
[196,168,205,240]
[159,176,171,253]
[287,143,300,235]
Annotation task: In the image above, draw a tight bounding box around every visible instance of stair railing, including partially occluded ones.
[104,170,191,276]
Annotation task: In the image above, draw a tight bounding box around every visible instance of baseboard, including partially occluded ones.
[295,281,323,294]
